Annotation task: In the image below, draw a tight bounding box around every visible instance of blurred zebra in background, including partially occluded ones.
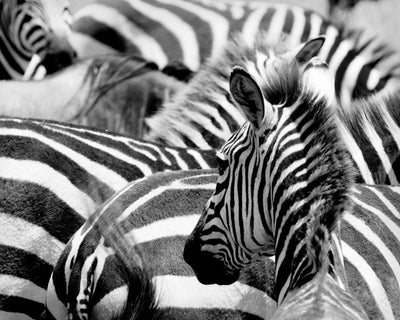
[72,0,400,106]
[0,0,76,79]
[0,117,217,320]
[141,32,400,185]
[0,54,183,137]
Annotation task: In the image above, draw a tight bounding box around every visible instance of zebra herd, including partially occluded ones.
[1,0,400,320]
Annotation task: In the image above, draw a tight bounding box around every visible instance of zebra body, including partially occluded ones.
[46,168,400,320]
[73,0,400,106]
[46,169,277,320]
[0,0,76,79]
[143,31,400,185]
[0,117,216,320]
[184,42,400,319]
[0,54,183,137]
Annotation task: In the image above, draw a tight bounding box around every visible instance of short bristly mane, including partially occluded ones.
[264,58,356,293]
[74,54,159,119]
[143,32,300,149]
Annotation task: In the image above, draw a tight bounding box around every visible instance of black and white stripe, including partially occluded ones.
[0,0,75,79]
[0,117,216,320]
[143,31,400,185]
[47,168,400,320]
[72,0,400,106]
[46,169,277,320]
[184,48,400,319]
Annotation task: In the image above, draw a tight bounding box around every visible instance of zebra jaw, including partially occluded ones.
[183,227,240,285]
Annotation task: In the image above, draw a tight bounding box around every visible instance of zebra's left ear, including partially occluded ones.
[230,66,265,129]
[287,36,326,64]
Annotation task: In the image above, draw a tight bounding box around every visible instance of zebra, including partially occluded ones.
[0,117,218,320]
[45,169,277,320]
[183,42,400,318]
[43,39,400,320]
[0,42,397,319]
[72,0,400,107]
[46,169,400,320]
[0,0,76,79]
[0,54,183,137]
[141,31,400,185]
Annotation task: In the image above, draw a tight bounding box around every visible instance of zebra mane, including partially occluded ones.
[93,211,160,320]
[276,69,356,290]
[84,54,159,90]
[144,31,294,148]
[85,54,158,103]
[66,54,159,120]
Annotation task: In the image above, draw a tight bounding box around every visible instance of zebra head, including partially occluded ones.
[0,0,76,75]
[184,36,354,288]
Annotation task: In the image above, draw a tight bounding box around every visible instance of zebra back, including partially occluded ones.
[0,0,76,79]
[46,169,277,320]
[72,0,400,105]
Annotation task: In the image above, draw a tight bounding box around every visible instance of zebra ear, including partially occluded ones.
[291,36,326,64]
[230,66,265,129]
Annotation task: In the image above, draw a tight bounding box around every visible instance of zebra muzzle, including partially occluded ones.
[183,234,240,285]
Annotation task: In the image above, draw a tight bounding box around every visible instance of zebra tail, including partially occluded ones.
[98,215,160,320]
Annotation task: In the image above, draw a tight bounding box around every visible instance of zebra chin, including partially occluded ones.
[183,236,240,285]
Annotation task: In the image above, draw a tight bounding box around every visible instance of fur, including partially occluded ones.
[336,89,400,183]
[144,32,303,149]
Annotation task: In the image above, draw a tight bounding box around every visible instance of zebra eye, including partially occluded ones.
[216,156,229,175]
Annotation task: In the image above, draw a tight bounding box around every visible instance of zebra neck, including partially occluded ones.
[274,219,347,305]
[267,96,355,305]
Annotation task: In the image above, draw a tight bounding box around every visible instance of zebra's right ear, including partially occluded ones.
[230,66,265,129]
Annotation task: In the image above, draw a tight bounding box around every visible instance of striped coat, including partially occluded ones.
[47,170,400,320]
[72,0,400,106]
[0,117,215,320]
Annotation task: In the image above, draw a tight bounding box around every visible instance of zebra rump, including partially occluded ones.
[0,117,216,320]
[47,169,400,320]
[46,169,277,320]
